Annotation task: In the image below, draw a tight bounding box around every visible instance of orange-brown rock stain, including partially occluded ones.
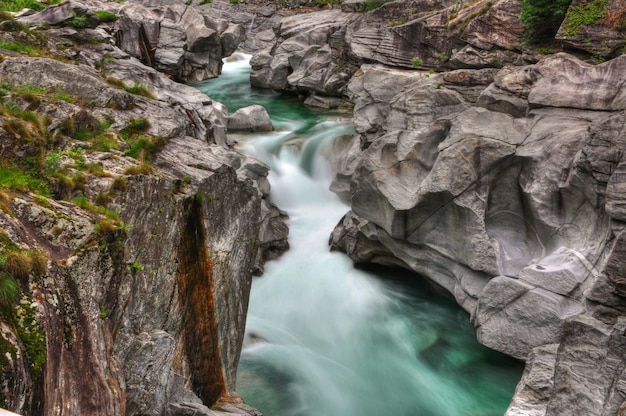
[177,196,226,407]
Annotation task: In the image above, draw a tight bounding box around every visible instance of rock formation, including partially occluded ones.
[245,1,626,414]
[0,2,287,414]
[2,0,626,415]
[327,32,626,416]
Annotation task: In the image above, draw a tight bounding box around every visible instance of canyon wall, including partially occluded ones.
[0,1,288,414]
[247,0,626,415]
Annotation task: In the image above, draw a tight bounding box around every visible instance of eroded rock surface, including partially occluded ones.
[329,53,626,415]
[0,14,285,414]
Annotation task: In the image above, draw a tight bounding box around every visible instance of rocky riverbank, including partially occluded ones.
[244,0,626,415]
[1,0,626,415]
[0,0,288,414]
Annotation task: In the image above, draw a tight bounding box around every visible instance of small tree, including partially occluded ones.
[520,0,572,43]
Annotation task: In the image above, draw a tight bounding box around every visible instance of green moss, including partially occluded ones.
[94,10,117,22]
[562,0,607,36]
[13,299,46,377]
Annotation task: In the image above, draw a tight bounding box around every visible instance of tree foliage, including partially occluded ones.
[520,0,572,43]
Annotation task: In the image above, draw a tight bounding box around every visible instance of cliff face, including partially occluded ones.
[0,2,288,414]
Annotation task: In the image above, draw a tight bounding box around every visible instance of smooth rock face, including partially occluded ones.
[113,2,245,82]
[327,52,626,415]
[228,105,273,132]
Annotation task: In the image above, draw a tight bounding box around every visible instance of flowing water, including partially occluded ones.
[196,54,522,416]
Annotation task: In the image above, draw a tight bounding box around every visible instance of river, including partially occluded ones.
[195,53,522,416]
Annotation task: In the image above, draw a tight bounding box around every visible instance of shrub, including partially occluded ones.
[411,57,423,68]
[520,0,572,44]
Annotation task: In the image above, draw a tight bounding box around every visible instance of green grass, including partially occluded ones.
[68,15,87,29]
[0,0,45,12]
[124,82,156,99]
[0,166,50,195]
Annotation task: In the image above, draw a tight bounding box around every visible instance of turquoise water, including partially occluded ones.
[196,54,522,416]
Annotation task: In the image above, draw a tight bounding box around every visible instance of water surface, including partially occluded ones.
[196,54,522,416]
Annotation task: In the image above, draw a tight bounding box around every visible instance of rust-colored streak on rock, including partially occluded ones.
[178,197,226,406]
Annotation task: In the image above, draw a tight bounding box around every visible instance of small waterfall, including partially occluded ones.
[195,54,522,416]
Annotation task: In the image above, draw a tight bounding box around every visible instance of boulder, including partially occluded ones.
[249,11,353,96]
[227,105,273,132]
[113,2,245,82]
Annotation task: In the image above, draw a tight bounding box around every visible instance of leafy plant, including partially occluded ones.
[519,0,572,44]
[411,57,423,68]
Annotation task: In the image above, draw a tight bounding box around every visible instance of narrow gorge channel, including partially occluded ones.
[197,55,523,416]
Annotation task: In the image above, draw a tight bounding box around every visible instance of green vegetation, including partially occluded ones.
[94,10,117,23]
[561,0,606,36]
[14,299,46,375]
[0,166,50,195]
[362,0,389,12]
[99,305,109,319]
[519,0,572,44]
[127,261,143,272]
[537,47,556,54]
[68,15,87,29]
[315,0,341,6]
[411,57,423,68]
[0,0,47,12]
[0,274,18,311]
[124,82,156,99]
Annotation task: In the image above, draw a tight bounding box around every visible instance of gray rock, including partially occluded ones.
[506,344,558,416]
[527,54,626,111]
[114,2,245,82]
[227,105,273,132]
[556,0,626,59]
[475,276,584,360]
